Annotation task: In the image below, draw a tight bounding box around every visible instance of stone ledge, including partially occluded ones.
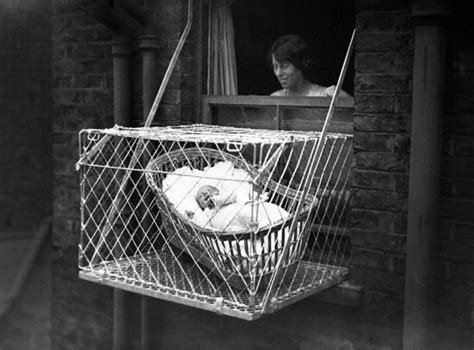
[316,280,368,306]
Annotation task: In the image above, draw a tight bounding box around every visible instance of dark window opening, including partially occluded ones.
[231,0,355,96]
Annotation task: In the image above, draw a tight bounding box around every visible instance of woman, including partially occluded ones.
[269,34,351,97]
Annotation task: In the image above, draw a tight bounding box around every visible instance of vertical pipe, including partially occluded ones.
[113,34,132,127]
[403,1,450,349]
[138,33,159,350]
[112,33,132,350]
[194,0,204,123]
[113,290,127,350]
[140,35,159,125]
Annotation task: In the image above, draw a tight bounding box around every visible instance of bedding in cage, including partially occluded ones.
[76,124,352,320]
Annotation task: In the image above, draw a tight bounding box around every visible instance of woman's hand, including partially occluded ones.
[323,85,352,98]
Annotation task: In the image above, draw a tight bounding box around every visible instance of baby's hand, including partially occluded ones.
[213,191,237,207]
[259,192,269,202]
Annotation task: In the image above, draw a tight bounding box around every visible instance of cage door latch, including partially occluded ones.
[226,141,243,153]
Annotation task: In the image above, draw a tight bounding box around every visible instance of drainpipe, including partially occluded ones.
[403,1,450,349]
[100,2,157,348]
[95,2,133,349]
[140,35,160,126]
[113,34,132,127]
[97,2,192,348]
[111,33,132,350]
[138,32,160,350]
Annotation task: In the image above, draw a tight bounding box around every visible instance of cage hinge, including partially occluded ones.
[264,296,279,314]
[213,297,224,315]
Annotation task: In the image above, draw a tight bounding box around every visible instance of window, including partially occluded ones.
[231,0,355,95]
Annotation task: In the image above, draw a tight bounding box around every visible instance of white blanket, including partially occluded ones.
[162,161,297,273]
[162,161,289,232]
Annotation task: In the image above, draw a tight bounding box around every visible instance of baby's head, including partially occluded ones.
[195,185,220,210]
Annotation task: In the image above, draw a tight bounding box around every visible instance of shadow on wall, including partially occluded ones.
[0,0,53,230]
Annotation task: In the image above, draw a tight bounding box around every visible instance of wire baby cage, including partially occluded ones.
[76,123,353,320]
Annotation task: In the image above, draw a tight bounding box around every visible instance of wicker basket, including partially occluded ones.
[145,148,314,290]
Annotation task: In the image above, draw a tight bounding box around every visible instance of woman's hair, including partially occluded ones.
[268,34,314,75]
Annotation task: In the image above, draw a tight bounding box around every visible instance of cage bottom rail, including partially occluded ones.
[79,249,348,320]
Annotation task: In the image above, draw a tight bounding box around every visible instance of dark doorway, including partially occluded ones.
[231,0,355,95]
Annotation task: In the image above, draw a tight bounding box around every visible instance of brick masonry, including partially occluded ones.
[437,3,474,332]
[5,0,465,348]
[354,1,474,340]
[51,0,114,348]
[49,0,200,348]
[352,5,413,310]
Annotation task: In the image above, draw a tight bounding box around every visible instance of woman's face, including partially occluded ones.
[272,55,304,90]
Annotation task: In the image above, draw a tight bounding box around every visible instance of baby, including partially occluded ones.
[195,184,288,232]
[195,184,236,210]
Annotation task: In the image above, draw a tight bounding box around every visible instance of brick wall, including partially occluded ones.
[352,2,412,312]
[437,2,474,336]
[152,0,197,126]
[353,1,474,345]
[126,0,197,127]
[49,0,473,348]
[51,0,199,348]
[0,0,53,230]
[51,0,114,348]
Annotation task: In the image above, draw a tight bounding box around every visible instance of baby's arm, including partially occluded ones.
[213,189,237,208]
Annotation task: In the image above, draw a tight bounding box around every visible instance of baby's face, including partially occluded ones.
[196,185,219,209]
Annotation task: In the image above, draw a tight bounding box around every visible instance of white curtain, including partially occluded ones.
[207,0,238,95]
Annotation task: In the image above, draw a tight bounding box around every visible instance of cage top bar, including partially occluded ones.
[80,124,352,144]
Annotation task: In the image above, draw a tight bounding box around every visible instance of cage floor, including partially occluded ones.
[79,249,348,320]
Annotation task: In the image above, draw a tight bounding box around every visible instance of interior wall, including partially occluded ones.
[231,0,355,96]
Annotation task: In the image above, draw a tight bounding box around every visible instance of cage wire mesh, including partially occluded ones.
[76,124,352,320]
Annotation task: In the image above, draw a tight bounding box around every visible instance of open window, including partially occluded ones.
[232,0,354,96]
[200,0,355,97]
